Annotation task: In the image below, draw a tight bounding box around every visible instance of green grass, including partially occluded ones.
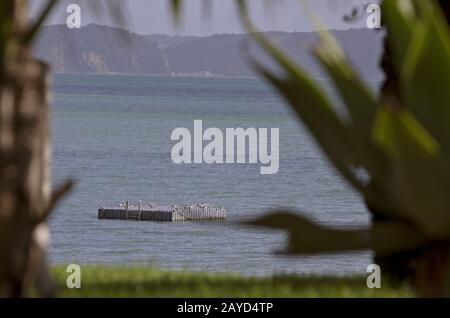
[52,266,414,298]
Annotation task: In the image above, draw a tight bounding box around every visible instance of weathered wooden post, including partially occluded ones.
[138,200,142,220]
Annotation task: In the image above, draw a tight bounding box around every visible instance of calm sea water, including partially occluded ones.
[50,74,376,277]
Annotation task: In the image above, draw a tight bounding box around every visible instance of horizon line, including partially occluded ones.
[41,22,375,37]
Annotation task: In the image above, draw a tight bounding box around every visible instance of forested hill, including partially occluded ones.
[34,24,383,79]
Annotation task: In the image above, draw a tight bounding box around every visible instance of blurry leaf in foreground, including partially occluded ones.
[401,5,450,157]
[381,0,415,75]
[242,212,369,254]
[243,212,428,256]
[170,0,183,24]
[239,0,450,239]
[373,107,450,239]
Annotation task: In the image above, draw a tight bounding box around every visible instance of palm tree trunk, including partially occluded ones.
[0,60,51,297]
[0,0,71,297]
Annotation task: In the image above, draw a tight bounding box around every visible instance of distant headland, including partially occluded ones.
[33,24,383,80]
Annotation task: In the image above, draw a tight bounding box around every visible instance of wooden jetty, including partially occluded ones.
[98,201,227,222]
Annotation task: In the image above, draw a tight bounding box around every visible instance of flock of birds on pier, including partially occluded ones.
[116,202,214,209]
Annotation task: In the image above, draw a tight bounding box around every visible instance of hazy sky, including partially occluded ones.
[30,0,377,36]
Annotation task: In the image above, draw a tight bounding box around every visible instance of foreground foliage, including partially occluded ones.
[52,266,412,298]
[238,0,450,297]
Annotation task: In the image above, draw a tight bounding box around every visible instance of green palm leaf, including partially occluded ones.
[401,6,450,156]
[374,108,450,239]
[243,211,428,255]
[239,0,450,263]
